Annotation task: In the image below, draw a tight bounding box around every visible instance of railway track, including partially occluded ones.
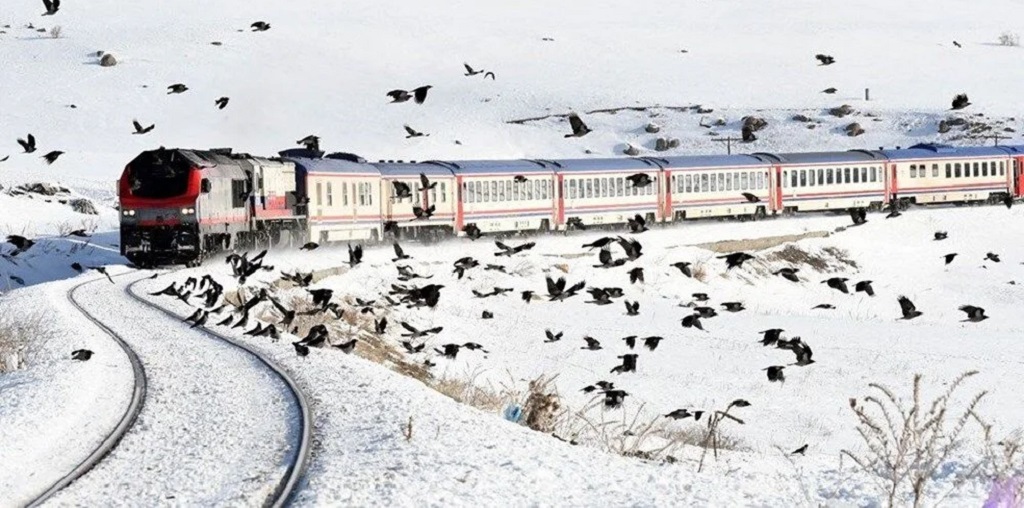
[25,273,311,506]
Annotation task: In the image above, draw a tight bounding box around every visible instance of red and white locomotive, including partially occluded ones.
[118,143,1024,266]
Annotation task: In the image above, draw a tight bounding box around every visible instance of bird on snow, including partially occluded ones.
[17,134,36,153]
[332,339,357,354]
[71,349,93,361]
[721,302,745,312]
[791,444,808,455]
[347,243,363,266]
[897,295,923,320]
[759,329,784,347]
[300,241,319,251]
[392,242,411,261]
[602,389,629,408]
[564,113,592,138]
[627,214,649,233]
[544,329,563,343]
[812,303,835,310]
[953,41,962,48]
[6,235,35,255]
[624,300,640,316]
[671,261,693,277]
[849,208,868,226]
[132,120,155,135]
[582,236,616,250]
[581,336,603,351]
[681,314,704,331]
[642,336,664,351]
[610,354,638,374]
[958,305,989,322]
[628,267,644,284]
[985,252,1001,263]
[815,54,835,65]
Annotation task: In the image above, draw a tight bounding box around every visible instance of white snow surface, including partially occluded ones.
[3,0,1024,505]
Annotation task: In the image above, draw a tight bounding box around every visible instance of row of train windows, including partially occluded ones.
[396,182,448,204]
[315,181,375,207]
[672,171,767,193]
[908,161,1005,178]
[784,167,880,188]
[464,179,551,203]
[566,176,656,200]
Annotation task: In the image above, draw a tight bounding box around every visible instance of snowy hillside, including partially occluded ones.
[4,0,1024,506]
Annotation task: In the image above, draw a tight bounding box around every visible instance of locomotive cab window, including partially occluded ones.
[231,179,247,208]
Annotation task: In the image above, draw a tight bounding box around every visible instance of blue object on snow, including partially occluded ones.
[503,404,523,423]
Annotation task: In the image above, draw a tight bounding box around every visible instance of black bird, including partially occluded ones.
[741,192,760,203]
[297,135,320,151]
[392,242,411,261]
[958,305,989,322]
[464,63,483,76]
[251,21,271,31]
[484,72,495,80]
[953,41,962,48]
[759,329,784,347]
[513,175,528,183]
[70,262,83,272]
[773,267,800,282]
[692,292,709,302]
[404,125,428,138]
[418,172,437,190]
[849,208,868,226]
[855,280,874,296]
[400,322,443,339]
[348,244,363,266]
[693,306,718,318]
[189,310,209,329]
[544,329,563,343]
[215,97,230,110]
[665,409,704,421]
[17,134,36,153]
[436,344,461,359]
[943,253,958,265]
[821,88,837,94]
[392,180,412,199]
[42,0,60,15]
[624,300,640,316]
[564,113,592,138]
[216,315,234,326]
[494,240,535,257]
[309,288,334,309]
[581,336,602,350]
[42,151,64,165]
[602,389,629,408]
[628,267,644,284]
[167,83,189,94]
[791,445,808,455]
[293,342,310,357]
[374,317,388,334]
[985,252,1001,263]
[934,231,948,241]
[897,295,923,320]
[300,242,319,251]
[721,302,745,312]
[586,287,613,305]
[462,223,483,240]
[610,354,638,374]
[402,341,425,354]
[815,54,835,65]
[671,262,693,277]
[823,277,850,294]
[566,217,587,230]
[791,341,815,366]
[622,335,637,349]
[89,266,114,284]
[718,252,754,270]
[412,204,435,219]
[9,275,25,285]
[132,120,155,135]
[593,247,626,268]
[764,366,786,383]
[0,155,7,162]
[582,237,616,250]
[71,349,92,361]
[951,93,971,110]
[332,339,358,354]
[484,264,506,273]
[521,290,535,303]
[812,303,835,310]
[741,125,757,143]
[681,314,703,331]
[616,237,643,261]
[627,214,648,233]
[387,85,432,104]
[626,173,653,188]
[885,207,902,219]
[1003,195,1014,209]
[6,235,35,255]
[642,336,664,351]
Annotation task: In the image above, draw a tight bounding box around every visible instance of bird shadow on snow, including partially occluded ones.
[0,231,128,292]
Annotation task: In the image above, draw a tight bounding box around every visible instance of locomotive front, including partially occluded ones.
[118,148,204,266]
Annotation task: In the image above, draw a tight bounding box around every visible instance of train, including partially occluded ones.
[117,143,1024,266]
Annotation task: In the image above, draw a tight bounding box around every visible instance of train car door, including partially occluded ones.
[555,173,565,228]
[663,170,673,222]
[1015,157,1024,198]
[454,175,465,232]
[383,178,395,223]
[886,163,898,204]
[771,166,783,212]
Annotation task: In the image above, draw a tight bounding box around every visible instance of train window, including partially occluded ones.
[1000,161,1006,175]
[982,162,989,176]
[973,162,979,177]
[709,173,717,192]
[788,171,795,188]
[231,180,246,208]
[698,174,706,192]
[615,177,622,196]
[463,183,470,203]
[497,181,505,201]
[945,164,952,178]
[368,183,373,206]
[739,172,747,190]
[909,165,917,178]
[852,168,860,183]
[326,182,334,206]
[681,175,689,193]
[316,182,323,206]
[954,163,962,178]
[342,182,348,206]
[841,167,848,184]
[566,179,575,199]
[582,179,590,198]
[930,164,937,177]
[825,169,833,184]
[545,180,551,199]
[512,181,520,201]
[756,172,763,189]
[861,167,867,182]
[440,183,446,202]
[597,178,605,198]
[796,170,804,187]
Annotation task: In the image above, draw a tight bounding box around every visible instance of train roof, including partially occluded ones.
[878,144,1010,160]
[281,153,380,175]
[755,150,885,165]
[997,145,1024,155]
[548,157,664,173]
[373,161,457,178]
[446,159,558,175]
[660,154,768,169]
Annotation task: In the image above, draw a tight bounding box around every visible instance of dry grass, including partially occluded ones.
[0,313,47,373]
[842,371,986,508]
[695,231,829,254]
[691,261,709,282]
[764,244,857,272]
[998,32,1020,47]
[429,368,512,412]
[49,25,63,39]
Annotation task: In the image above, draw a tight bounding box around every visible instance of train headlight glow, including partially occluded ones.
[122,209,136,217]
[181,208,195,215]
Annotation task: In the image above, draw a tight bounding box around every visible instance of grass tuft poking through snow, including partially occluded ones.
[0,313,48,373]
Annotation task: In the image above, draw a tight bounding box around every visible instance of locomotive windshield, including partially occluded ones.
[126,149,193,199]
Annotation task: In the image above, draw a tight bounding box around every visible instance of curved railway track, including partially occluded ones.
[24,273,311,507]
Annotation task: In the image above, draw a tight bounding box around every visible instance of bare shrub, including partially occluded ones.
[49,25,63,39]
[522,375,560,432]
[971,418,1024,504]
[841,371,986,508]
[0,313,47,373]
[998,32,1020,47]
[691,261,708,282]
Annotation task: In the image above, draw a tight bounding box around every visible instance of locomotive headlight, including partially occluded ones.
[122,209,136,217]
[181,207,195,215]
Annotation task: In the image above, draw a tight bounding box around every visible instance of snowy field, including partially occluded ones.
[3,0,1024,506]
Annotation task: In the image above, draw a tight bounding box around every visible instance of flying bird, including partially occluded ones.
[958,305,989,322]
[494,240,535,257]
[764,366,786,383]
[624,300,640,316]
[642,336,664,351]
[627,214,648,234]
[821,88,837,94]
[953,41,962,48]
[42,151,64,164]
[404,125,428,138]
[42,0,60,16]
[412,204,435,219]
[387,85,432,104]
[815,54,835,65]
[628,267,644,284]
[564,113,592,138]
[392,180,412,199]
[300,242,319,251]
[463,63,484,76]
[671,261,693,277]
[897,295,923,320]
[855,280,875,296]
[215,97,230,109]
[773,267,800,282]
[392,242,411,261]
[251,21,271,31]
[812,303,835,310]
[759,329,784,347]
[626,173,653,188]
[582,236,616,250]
[544,329,563,343]
[167,84,189,94]
[823,277,850,294]
[132,120,155,135]
[681,314,703,331]
[934,231,948,241]
[741,192,760,203]
[718,252,754,270]
[985,252,1001,263]
[17,134,36,153]
[484,72,495,80]
[581,336,602,351]
[943,253,958,265]
[71,349,93,361]
[951,93,971,110]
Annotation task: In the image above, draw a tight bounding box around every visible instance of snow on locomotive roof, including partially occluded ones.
[756,150,885,165]
[547,157,663,173]
[879,144,1010,160]
[280,153,380,176]
[660,154,767,169]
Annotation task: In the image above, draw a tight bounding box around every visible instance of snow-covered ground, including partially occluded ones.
[3,0,1024,505]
